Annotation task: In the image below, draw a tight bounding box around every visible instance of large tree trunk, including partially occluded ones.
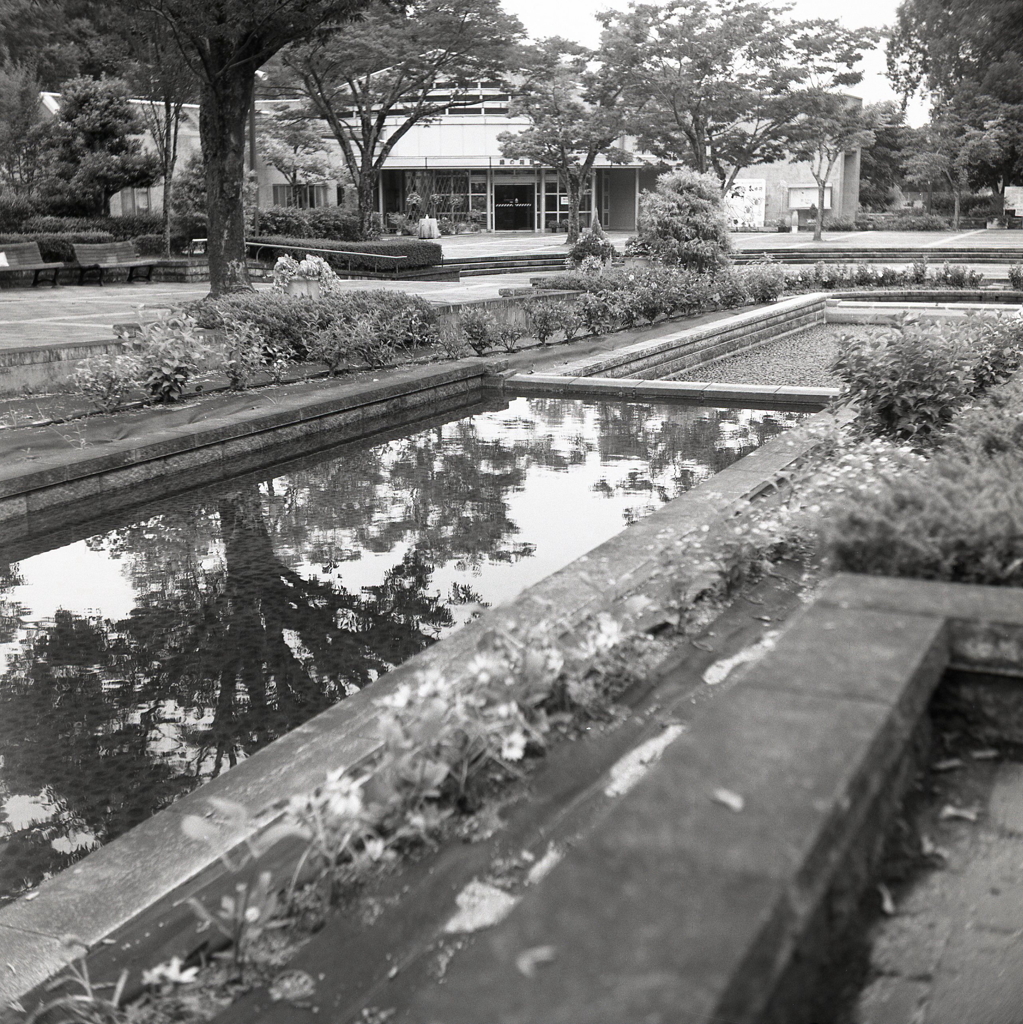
[566,176,582,245]
[358,165,378,239]
[200,68,254,296]
[953,190,961,231]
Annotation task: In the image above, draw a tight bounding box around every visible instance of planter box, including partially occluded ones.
[286,277,322,299]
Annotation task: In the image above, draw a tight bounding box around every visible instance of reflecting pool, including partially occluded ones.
[0,396,802,900]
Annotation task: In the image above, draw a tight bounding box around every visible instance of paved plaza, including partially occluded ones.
[0,229,1020,352]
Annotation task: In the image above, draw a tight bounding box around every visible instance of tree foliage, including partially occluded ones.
[498,36,635,244]
[39,75,160,216]
[278,0,523,239]
[257,111,338,191]
[0,62,51,198]
[120,0,370,295]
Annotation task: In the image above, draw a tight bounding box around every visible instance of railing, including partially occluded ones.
[186,238,412,278]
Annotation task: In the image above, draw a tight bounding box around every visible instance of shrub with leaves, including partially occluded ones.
[576,291,615,336]
[565,231,618,269]
[1009,263,1023,290]
[129,312,209,404]
[68,350,143,411]
[831,314,1022,444]
[525,300,566,345]
[495,320,524,353]
[740,261,786,304]
[634,167,732,273]
[459,307,498,355]
[715,269,751,309]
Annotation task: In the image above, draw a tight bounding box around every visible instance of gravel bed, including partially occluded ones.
[677,324,887,387]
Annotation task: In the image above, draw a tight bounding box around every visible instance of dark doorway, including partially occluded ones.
[494,184,534,230]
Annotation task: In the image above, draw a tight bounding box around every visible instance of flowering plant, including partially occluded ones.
[272,254,339,291]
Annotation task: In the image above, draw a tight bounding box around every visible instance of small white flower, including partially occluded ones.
[142,956,200,987]
[500,730,527,762]
[378,682,413,710]
[244,906,261,923]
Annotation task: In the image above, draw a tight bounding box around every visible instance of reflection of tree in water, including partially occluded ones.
[0,398,799,898]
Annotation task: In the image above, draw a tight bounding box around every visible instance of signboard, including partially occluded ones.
[725,180,766,229]
[788,185,832,211]
[1005,186,1023,213]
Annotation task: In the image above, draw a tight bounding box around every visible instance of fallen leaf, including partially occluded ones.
[939,804,979,822]
[970,749,1000,760]
[711,787,745,812]
[24,892,37,901]
[932,758,964,772]
[515,945,557,978]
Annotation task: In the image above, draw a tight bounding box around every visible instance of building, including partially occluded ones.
[43,84,863,234]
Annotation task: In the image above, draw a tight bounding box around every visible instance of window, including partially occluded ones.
[272,184,331,209]
[120,187,152,215]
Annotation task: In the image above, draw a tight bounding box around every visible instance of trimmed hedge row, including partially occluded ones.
[248,236,443,271]
[19,213,165,239]
[257,206,362,242]
[0,231,116,262]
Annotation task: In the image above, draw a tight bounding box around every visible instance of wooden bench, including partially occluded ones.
[0,242,64,287]
[72,241,158,285]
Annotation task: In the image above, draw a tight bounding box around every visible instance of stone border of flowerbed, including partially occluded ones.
[0,407,832,1008]
[394,573,1023,1024]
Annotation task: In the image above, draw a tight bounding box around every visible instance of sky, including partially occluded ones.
[502,0,931,125]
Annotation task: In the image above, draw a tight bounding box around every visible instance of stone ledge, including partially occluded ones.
[399,574,1021,1024]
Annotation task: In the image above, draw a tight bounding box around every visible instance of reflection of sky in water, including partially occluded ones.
[0,396,802,900]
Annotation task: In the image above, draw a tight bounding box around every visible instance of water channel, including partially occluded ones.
[0,394,803,901]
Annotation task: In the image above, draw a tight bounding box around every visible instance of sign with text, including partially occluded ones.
[725,180,766,229]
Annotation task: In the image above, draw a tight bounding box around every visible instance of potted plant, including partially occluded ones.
[272,254,337,299]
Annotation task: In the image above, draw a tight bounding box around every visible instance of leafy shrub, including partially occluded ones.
[634,167,732,272]
[136,313,208,403]
[249,236,442,271]
[825,450,1023,586]
[68,350,143,410]
[525,300,566,344]
[495,320,524,353]
[576,292,615,335]
[257,206,314,237]
[714,269,751,308]
[304,207,362,241]
[910,261,928,284]
[566,231,617,268]
[194,292,319,360]
[930,262,983,288]
[459,308,498,355]
[0,231,115,262]
[740,261,786,303]
[0,190,36,230]
[560,307,583,341]
[831,314,1023,444]
[133,233,164,256]
[1009,263,1023,290]
[307,320,354,376]
[821,217,857,231]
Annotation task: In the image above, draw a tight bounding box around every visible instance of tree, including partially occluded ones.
[122,0,370,297]
[0,62,51,198]
[498,37,637,244]
[887,0,1023,196]
[257,110,338,201]
[788,96,883,241]
[278,0,523,238]
[120,11,198,254]
[858,105,910,210]
[39,75,160,216]
[600,0,803,193]
[903,114,1003,228]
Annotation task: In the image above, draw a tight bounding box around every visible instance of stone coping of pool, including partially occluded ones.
[391,573,1023,1024]
[0,360,499,542]
[554,292,829,381]
[0,410,836,1005]
[507,373,839,407]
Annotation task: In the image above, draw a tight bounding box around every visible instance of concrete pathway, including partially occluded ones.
[1,229,1020,352]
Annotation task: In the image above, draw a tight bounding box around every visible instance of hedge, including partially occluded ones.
[21,213,165,240]
[0,231,116,262]
[248,236,443,271]
[257,206,362,242]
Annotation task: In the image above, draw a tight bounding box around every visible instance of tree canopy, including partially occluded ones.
[498,36,636,243]
[278,0,523,238]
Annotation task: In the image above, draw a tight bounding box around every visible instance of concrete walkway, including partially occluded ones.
[1,230,1020,352]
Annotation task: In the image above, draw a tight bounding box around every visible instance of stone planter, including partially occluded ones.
[286,277,322,299]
